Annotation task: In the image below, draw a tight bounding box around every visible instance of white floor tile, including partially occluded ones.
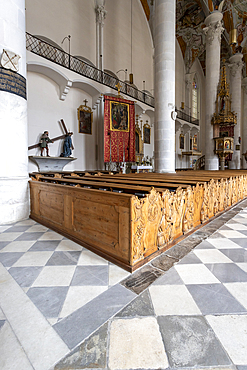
[0,241,35,253]
[108,317,168,370]
[56,239,83,252]
[38,232,64,241]
[77,250,108,265]
[108,264,130,286]
[175,264,220,284]
[0,264,69,370]
[218,230,247,238]
[193,249,232,264]
[224,282,247,309]
[59,286,107,318]
[0,321,34,370]
[226,223,247,231]
[25,225,48,233]
[206,315,247,365]
[0,307,5,320]
[149,285,201,316]
[207,239,242,249]
[0,232,22,241]
[237,263,247,273]
[0,226,12,232]
[32,266,76,287]
[12,251,53,267]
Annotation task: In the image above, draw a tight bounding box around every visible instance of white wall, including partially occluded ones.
[27,71,97,172]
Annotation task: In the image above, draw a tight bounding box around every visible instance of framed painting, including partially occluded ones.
[110,101,129,132]
[143,123,151,144]
[180,134,184,149]
[78,104,93,134]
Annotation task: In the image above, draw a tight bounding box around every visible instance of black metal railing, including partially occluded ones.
[26,33,155,107]
[175,108,199,126]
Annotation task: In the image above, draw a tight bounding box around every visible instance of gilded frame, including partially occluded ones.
[110,101,130,132]
[143,123,151,144]
[78,105,93,135]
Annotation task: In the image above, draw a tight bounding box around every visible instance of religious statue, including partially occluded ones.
[61,132,73,157]
[39,131,53,156]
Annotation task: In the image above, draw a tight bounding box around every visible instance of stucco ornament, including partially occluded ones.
[0,49,20,72]
[95,5,107,25]
[203,20,224,45]
[229,60,244,77]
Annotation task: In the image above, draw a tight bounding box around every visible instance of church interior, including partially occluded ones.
[1,0,247,369]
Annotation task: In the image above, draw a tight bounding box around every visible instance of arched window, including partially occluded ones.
[192,77,198,119]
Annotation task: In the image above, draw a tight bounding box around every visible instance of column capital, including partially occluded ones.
[203,11,224,45]
[229,53,244,77]
[95,3,107,25]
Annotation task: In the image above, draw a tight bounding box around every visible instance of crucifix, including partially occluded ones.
[83,99,88,106]
[28,119,74,151]
[115,82,122,97]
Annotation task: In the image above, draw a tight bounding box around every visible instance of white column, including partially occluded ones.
[154,0,176,173]
[95,0,107,71]
[242,77,247,169]
[0,0,29,224]
[204,11,224,170]
[229,53,243,169]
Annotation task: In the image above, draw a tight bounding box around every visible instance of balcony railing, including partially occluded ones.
[26,33,155,107]
[175,108,199,126]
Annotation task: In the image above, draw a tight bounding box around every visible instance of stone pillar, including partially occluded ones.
[204,11,224,170]
[154,0,176,173]
[242,77,247,169]
[0,0,29,224]
[95,0,107,71]
[229,53,243,169]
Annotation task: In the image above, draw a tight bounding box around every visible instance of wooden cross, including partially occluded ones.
[115,82,122,97]
[28,119,74,150]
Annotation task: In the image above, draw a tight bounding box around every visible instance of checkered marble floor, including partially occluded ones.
[1,205,247,370]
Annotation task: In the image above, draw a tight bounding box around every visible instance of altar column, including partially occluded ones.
[229,53,243,169]
[204,11,224,170]
[242,77,247,169]
[154,0,176,173]
[0,0,29,224]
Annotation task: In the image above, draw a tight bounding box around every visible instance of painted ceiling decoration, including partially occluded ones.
[139,0,247,75]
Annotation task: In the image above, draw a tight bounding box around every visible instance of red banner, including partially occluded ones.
[104,95,135,162]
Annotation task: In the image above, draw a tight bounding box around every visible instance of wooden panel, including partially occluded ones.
[39,189,64,225]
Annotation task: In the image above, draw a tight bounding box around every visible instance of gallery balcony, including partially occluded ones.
[26,33,155,108]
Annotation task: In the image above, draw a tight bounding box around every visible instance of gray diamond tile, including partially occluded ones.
[71,266,108,286]
[152,267,184,285]
[186,283,247,315]
[46,251,81,266]
[27,286,69,318]
[220,249,247,263]
[0,252,24,267]
[206,263,247,283]
[8,266,43,287]
[15,232,45,241]
[29,240,61,251]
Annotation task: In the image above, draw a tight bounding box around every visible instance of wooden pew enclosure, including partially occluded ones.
[29,170,247,272]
